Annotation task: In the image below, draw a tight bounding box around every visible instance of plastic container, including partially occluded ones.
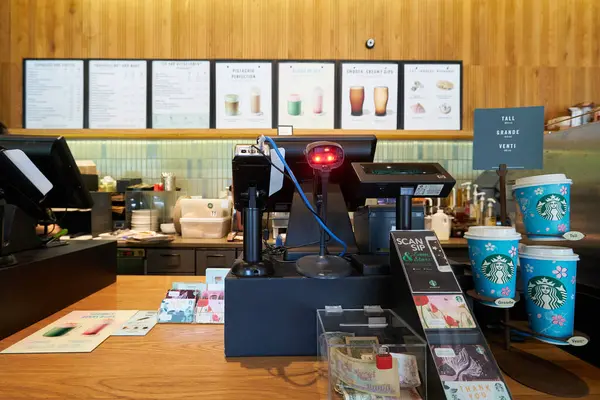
[464,226,522,307]
[317,307,428,399]
[180,198,232,219]
[427,209,451,241]
[180,217,231,239]
[513,174,572,240]
[519,245,579,343]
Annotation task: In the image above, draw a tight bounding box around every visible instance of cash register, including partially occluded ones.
[225,135,459,357]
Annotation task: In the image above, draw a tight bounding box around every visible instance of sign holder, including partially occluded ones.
[390,230,513,399]
[464,162,590,398]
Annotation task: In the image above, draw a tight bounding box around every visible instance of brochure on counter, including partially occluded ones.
[112,311,158,336]
[1,310,137,354]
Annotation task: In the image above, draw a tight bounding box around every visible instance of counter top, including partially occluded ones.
[117,236,468,249]
[118,236,243,248]
[0,276,597,400]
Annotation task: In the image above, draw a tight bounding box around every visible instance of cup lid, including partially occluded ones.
[520,245,580,261]
[464,226,522,240]
[514,174,572,189]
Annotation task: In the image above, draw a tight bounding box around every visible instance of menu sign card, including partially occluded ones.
[473,106,544,170]
[403,63,461,130]
[391,231,461,293]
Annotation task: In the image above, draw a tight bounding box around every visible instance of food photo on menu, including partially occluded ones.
[278,62,336,129]
[403,63,461,130]
[215,62,272,129]
[341,62,399,130]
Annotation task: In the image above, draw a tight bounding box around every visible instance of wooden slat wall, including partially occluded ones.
[1,0,599,131]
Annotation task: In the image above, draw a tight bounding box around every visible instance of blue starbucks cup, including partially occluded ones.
[465,226,522,307]
[513,174,572,240]
[520,245,579,343]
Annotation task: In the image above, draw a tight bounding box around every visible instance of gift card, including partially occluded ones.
[413,295,476,329]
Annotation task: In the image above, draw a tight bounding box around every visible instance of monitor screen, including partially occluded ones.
[0,136,93,212]
[360,163,442,176]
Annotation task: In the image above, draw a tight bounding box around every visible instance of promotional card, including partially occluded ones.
[1,310,137,354]
[392,231,461,293]
[431,344,503,382]
[413,295,476,329]
[113,311,158,336]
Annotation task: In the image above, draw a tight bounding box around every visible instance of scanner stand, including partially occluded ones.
[231,187,273,277]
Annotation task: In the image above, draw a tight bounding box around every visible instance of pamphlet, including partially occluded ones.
[1,310,137,354]
[391,231,461,293]
[112,311,157,336]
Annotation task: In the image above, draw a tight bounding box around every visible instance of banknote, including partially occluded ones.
[340,384,422,400]
[319,331,355,357]
[345,336,379,360]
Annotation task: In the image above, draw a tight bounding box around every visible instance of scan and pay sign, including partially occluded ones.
[473,106,544,170]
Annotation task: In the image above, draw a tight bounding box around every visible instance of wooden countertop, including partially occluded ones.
[0,276,597,400]
[117,236,468,249]
[118,236,243,248]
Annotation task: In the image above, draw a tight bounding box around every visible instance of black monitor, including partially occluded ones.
[0,136,93,213]
[266,135,377,212]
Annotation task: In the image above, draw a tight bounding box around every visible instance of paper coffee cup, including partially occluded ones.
[514,174,572,240]
[520,245,579,342]
[465,226,522,307]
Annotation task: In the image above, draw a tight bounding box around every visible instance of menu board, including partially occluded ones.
[340,62,399,130]
[89,60,147,129]
[278,62,335,129]
[215,61,272,129]
[403,63,461,130]
[391,231,461,293]
[473,106,544,170]
[151,61,210,128]
[24,60,84,129]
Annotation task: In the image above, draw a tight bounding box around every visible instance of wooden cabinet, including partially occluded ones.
[146,249,196,275]
[196,249,237,275]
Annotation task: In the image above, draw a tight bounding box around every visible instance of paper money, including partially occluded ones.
[330,347,401,397]
[345,336,380,360]
[319,331,355,357]
[340,385,422,400]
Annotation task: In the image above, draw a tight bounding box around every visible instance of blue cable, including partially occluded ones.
[263,135,348,256]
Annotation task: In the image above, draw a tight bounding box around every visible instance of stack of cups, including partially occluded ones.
[520,245,579,343]
[465,226,522,307]
[513,174,572,240]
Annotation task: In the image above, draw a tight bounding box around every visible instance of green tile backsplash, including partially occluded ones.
[67,139,479,198]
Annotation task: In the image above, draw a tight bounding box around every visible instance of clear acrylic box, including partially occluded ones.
[317,306,428,400]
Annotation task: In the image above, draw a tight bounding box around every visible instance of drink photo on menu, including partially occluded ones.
[277,62,336,129]
[341,62,399,130]
[215,62,273,129]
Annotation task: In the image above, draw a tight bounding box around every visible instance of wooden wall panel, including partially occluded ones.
[2,0,599,132]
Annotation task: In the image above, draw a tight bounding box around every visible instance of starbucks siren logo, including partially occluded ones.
[527,276,567,310]
[481,254,515,284]
[536,194,567,221]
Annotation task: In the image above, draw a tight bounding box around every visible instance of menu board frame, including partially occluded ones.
[400,60,463,130]
[214,60,275,129]
[149,59,212,129]
[22,58,87,129]
[87,59,149,129]
[275,60,339,129]
[338,60,401,130]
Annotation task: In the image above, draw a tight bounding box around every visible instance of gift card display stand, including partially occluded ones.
[390,230,513,400]
[465,164,590,398]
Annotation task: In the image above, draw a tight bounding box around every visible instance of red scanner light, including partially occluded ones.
[305,141,344,171]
